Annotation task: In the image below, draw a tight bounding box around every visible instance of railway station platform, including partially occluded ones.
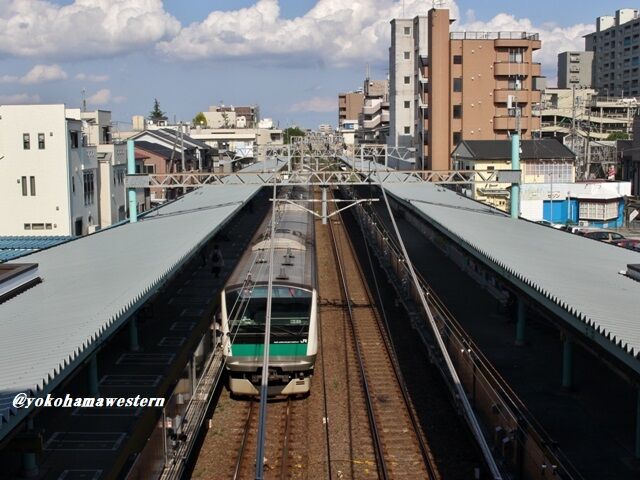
[0,159,285,478]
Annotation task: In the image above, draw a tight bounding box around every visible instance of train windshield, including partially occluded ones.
[226,286,312,344]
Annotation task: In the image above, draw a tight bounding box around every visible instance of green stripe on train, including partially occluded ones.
[231,343,308,357]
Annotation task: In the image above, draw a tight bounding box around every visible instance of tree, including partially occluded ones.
[283,126,306,144]
[149,99,167,122]
[606,131,629,141]
[193,112,207,127]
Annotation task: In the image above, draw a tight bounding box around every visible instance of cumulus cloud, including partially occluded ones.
[289,96,336,113]
[157,0,457,67]
[157,0,588,78]
[75,73,109,82]
[0,93,41,104]
[0,64,67,84]
[0,0,180,60]
[86,88,125,105]
[20,64,67,84]
[457,12,592,79]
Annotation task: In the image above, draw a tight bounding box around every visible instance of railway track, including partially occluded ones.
[322,188,440,480]
[230,398,304,479]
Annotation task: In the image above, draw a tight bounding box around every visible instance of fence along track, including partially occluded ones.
[325,190,439,480]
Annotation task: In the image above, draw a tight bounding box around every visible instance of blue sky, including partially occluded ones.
[0,0,612,128]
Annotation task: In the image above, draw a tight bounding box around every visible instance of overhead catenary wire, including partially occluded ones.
[377,183,503,480]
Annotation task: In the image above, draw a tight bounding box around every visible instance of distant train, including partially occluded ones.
[220,187,317,396]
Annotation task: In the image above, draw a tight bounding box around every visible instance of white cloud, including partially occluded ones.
[86,88,125,105]
[157,0,457,67]
[157,0,588,78]
[0,0,180,60]
[457,13,592,78]
[0,64,67,84]
[0,93,41,104]
[0,74,18,83]
[20,64,67,84]
[75,73,109,82]
[289,96,336,113]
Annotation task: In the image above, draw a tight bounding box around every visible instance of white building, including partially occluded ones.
[188,126,283,161]
[388,17,427,148]
[0,104,99,236]
[66,109,128,228]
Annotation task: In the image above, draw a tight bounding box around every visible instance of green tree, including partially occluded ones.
[606,131,629,140]
[193,112,207,127]
[149,99,166,122]
[283,126,306,144]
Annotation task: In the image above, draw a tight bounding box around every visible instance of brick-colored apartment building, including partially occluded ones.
[415,8,542,170]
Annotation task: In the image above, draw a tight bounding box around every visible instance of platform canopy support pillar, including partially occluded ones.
[635,387,640,459]
[515,297,526,346]
[129,315,140,352]
[88,354,99,397]
[562,336,573,390]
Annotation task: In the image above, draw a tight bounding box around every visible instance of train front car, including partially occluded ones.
[221,189,317,397]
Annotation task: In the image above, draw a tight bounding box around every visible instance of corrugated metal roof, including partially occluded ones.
[338,156,640,370]
[0,158,286,440]
[0,236,72,263]
[384,183,640,362]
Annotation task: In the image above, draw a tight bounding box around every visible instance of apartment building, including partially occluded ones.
[416,8,542,170]
[359,78,390,144]
[0,104,99,236]
[540,88,636,140]
[557,51,594,88]
[585,8,640,97]
[338,91,365,128]
[389,17,428,148]
[66,109,129,228]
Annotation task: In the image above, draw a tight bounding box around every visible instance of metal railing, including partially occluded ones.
[450,31,539,41]
[349,194,584,480]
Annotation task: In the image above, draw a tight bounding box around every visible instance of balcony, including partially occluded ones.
[493,62,541,77]
[493,89,541,104]
[493,116,531,131]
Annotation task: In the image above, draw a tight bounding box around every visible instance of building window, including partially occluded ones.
[23,133,30,150]
[83,171,95,206]
[69,131,79,149]
[30,176,36,196]
[21,176,27,196]
[144,164,155,174]
[404,101,410,108]
[31,223,45,230]
[453,55,462,64]
[579,200,618,220]
[508,77,523,90]
[117,168,125,185]
[509,48,525,63]
[453,78,462,92]
[404,76,410,84]
[24,224,31,230]
[404,126,411,134]
[404,51,410,60]
[404,26,411,35]
[522,162,573,183]
[453,105,462,118]
[453,132,462,145]
[38,133,45,149]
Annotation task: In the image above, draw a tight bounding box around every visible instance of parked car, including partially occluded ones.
[581,230,625,243]
[614,238,640,251]
[535,220,563,229]
[558,225,585,234]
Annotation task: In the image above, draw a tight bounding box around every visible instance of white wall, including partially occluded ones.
[0,105,99,236]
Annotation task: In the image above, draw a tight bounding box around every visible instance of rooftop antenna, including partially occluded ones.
[81,89,86,112]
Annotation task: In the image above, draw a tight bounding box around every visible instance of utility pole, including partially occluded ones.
[586,92,592,180]
[180,122,186,194]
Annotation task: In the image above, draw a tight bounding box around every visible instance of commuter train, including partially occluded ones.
[220,187,317,396]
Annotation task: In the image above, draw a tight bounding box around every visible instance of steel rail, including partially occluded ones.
[326,200,389,480]
[233,401,255,480]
